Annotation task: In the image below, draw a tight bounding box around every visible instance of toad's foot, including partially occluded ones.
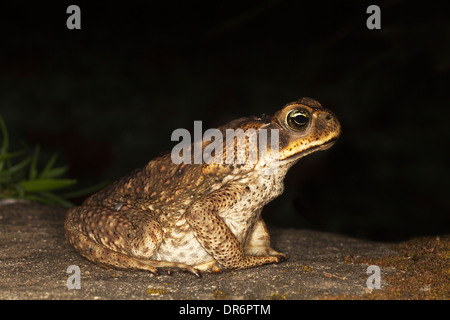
[132,258,201,277]
[245,245,287,260]
[194,260,222,273]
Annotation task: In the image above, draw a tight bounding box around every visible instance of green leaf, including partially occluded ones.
[0,150,25,161]
[0,115,9,154]
[23,193,52,205]
[0,115,10,172]
[0,115,102,207]
[0,193,15,199]
[39,153,58,178]
[18,178,77,192]
[12,183,26,198]
[0,157,31,183]
[39,166,69,179]
[8,156,32,175]
[62,180,109,199]
[23,192,74,207]
[0,173,12,184]
[37,192,74,207]
[29,145,40,180]
[0,156,31,184]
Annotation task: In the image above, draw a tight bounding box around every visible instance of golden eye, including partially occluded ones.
[286,109,310,131]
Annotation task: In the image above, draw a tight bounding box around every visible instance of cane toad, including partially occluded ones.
[64,97,341,275]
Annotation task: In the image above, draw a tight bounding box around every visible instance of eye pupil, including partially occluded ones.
[287,109,309,130]
[293,114,308,125]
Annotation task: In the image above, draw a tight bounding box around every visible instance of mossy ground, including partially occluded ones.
[344,235,449,300]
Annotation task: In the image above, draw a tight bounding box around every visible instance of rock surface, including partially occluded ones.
[0,201,447,300]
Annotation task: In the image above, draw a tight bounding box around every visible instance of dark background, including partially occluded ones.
[1,1,449,241]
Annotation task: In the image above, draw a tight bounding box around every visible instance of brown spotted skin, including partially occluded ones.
[64,98,341,275]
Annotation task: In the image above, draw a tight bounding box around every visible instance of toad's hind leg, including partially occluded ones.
[186,185,285,271]
[244,217,286,259]
[64,205,200,276]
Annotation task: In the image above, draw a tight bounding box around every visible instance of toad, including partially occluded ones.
[64,98,341,275]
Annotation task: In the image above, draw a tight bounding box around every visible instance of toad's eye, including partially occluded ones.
[286,109,310,131]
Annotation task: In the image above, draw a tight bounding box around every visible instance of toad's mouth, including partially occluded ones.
[279,137,338,163]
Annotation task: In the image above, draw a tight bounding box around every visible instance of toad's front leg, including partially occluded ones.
[185,185,283,271]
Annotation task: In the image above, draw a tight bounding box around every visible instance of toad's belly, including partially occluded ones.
[153,229,213,266]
